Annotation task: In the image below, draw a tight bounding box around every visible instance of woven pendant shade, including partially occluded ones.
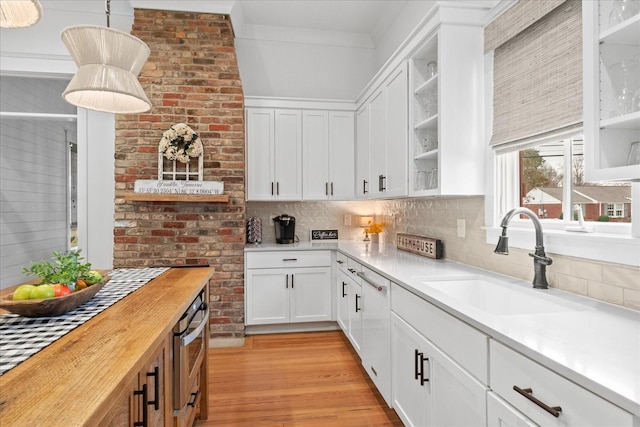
[61,25,151,114]
[0,0,43,28]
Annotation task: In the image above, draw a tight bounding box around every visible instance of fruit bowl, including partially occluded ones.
[0,277,109,317]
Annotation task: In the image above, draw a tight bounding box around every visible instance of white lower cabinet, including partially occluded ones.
[487,392,537,427]
[336,269,349,332]
[490,340,634,427]
[346,275,363,355]
[391,312,487,427]
[245,251,332,326]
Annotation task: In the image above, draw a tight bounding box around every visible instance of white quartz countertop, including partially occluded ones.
[245,241,640,416]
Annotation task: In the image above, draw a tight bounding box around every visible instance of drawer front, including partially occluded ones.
[246,251,331,269]
[346,257,362,279]
[336,252,348,273]
[391,283,488,384]
[490,340,633,427]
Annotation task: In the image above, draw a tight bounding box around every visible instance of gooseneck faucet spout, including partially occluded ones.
[494,207,553,289]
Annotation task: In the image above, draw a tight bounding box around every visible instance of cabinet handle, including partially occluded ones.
[363,179,368,194]
[146,366,159,410]
[188,390,200,407]
[347,268,356,274]
[414,349,429,385]
[291,273,294,289]
[133,383,148,427]
[342,281,347,297]
[379,174,386,192]
[282,258,298,261]
[331,182,334,196]
[276,182,280,196]
[357,271,387,293]
[271,182,274,196]
[336,260,344,265]
[326,182,329,196]
[513,386,562,418]
[285,274,289,289]
[355,294,361,312]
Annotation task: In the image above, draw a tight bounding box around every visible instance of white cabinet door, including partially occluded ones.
[391,312,429,427]
[347,279,363,355]
[302,110,330,200]
[336,269,349,332]
[328,111,355,200]
[487,392,537,427]
[246,108,274,200]
[384,62,408,197]
[273,109,302,200]
[429,335,487,427]
[245,269,289,325]
[356,104,371,199]
[290,267,332,322]
[391,312,487,427]
[369,89,387,197]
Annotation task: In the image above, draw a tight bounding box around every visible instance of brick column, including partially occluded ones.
[113,9,245,339]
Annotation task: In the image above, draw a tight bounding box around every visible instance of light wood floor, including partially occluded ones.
[197,331,403,426]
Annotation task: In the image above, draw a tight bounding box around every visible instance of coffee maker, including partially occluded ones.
[273,214,296,244]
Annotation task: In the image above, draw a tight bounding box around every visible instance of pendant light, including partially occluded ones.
[61,0,151,114]
[0,0,43,28]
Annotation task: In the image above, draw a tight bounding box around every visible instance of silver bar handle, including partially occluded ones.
[357,271,387,293]
[181,304,210,346]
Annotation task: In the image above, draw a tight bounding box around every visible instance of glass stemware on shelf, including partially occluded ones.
[610,59,638,117]
[608,0,640,28]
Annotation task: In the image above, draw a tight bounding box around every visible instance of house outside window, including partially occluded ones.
[606,203,625,218]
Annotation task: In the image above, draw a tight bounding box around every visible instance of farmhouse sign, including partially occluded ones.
[397,233,443,259]
[134,180,224,195]
[310,229,339,240]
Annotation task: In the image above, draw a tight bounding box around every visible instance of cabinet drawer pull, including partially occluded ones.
[336,260,344,265]
[347,268,356,274]
[146,366,159,410]
[513,386,562,418]
[282,258,298,262]
[188,390,200,407]
[355,294,361,312]
[356,271,387,293]
[342,281,347,297]
[133,383,148,427]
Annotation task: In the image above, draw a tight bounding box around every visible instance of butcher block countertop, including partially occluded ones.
[0,267,214,426]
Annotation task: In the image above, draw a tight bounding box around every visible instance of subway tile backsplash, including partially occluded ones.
[248,196,640,311]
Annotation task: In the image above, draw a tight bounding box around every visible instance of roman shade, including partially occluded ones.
[487,0,583,153]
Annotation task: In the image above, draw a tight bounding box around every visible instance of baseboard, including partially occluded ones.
[245,321,339,335]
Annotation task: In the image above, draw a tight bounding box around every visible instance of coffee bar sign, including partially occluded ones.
[134,180,224,195]
[397,233,443,259]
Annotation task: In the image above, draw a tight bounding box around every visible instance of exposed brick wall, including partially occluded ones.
[113,9,245,339]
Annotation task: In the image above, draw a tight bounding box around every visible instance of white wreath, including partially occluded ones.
[159,123,204,164]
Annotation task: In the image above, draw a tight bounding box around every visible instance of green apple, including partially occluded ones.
[84,270,103,285]
[30,284,55,300]
[13,284,36,300]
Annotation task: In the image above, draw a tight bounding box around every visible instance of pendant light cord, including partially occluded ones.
[105,0,111,27]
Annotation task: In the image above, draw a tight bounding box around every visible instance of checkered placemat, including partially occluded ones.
[0,267,168,376]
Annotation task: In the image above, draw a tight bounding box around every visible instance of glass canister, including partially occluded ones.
[627,141,640,165]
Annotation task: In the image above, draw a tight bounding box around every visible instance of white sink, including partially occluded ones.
[423,279,584,316]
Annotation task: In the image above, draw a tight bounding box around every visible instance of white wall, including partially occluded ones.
[235,38,376,100]
[0,0,126,276]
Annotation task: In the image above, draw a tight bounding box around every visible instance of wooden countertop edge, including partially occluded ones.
[0,267,214,426]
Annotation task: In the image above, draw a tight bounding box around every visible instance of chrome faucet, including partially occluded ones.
[494,207,553,289]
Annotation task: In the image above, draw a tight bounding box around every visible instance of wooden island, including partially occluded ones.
[0,267,213,427]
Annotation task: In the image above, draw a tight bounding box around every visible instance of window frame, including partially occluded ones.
[485,148,639,267]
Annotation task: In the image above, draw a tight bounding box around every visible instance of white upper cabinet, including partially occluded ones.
[246,108,302,200]
[303,110,355,200]
[583,1,640,181]
[357,62,409,199]
[408,18,485,196]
